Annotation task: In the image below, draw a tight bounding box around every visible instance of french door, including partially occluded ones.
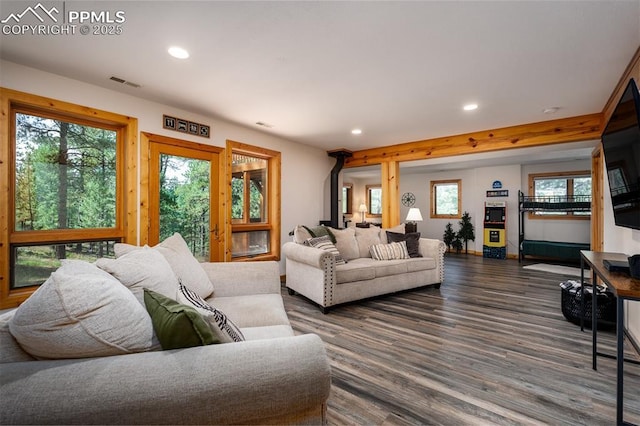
[145,133,223,261]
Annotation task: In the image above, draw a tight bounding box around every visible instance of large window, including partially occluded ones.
[1,89,137,308]
[529,171,591,218]
[227,140,280,261]
[430,179,461,219]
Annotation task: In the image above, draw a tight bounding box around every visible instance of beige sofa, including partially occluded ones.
[283,225,445,313]
[0,235,331,425]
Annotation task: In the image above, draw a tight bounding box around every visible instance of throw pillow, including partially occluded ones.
[370,241,410,261]
[304,235,346,265]
[143,289,217,350]
[9,261,159,359]
[303,225,337,244]
[176,282,245,343]
[329,227,360,260]
[292,225,313,244]
[386,231,422,258]
[96,246,180,306]
[355,226,382,258]
[114,233,214,299]
[380,223,406,243]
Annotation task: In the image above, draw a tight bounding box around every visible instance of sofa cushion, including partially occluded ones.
[329,227,359,260]
[9,261,159,359]
[380,223,405,243]
[373,259,409,278]
[209,294,291,328]
[370,241,410,261]
[0,311,34,363]
[240,325,294,340]
[406,257,437,272]
[335,259,376,284]
[304,235,346,265]
[144,289,216,350]
[176,282,245,343]
[386,231,422,258]
[97,247,179,306]
[355,226,381,258]
[115,233,214,299]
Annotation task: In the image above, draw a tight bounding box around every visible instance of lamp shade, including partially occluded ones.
[358,203,368,213]
[406,208,423,222]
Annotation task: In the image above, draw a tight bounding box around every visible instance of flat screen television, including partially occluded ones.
[601,77,640,230]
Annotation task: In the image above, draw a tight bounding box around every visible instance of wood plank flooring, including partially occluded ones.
[282,254,640,425]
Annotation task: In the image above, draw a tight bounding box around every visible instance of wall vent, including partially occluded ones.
[109,76,141,88]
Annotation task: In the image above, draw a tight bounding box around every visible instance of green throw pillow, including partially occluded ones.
[143,289,218,350]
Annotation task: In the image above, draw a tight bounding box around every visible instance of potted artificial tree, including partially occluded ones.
[458,211,475,254]
[443,222,456,253]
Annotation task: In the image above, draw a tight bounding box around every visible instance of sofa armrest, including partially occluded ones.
[282,242,334,269]
[419,238,446,283]
[200,260,281,296]
[0,334,331,425]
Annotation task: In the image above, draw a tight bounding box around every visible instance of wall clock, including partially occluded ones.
[401,192,416,207]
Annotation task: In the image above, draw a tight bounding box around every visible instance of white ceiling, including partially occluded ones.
[1,1,639,159]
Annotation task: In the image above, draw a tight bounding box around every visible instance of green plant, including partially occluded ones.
[443,222,456,252]
[452,233,463,253]
[458,211,475,254]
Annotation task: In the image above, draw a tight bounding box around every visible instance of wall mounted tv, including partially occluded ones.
[601,77,640,230]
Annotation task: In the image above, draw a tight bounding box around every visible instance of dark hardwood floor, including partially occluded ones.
[282,254,640,425]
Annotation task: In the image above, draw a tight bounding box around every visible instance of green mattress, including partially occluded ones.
[521,240,590,262]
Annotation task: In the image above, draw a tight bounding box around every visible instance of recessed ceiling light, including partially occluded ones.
[351,129,362,135]
[168,46,189,59]
[463,103,478,111]
[543,107,560,114]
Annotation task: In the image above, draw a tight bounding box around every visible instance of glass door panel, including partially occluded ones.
[159,154,210,261]
[149,141,221,261]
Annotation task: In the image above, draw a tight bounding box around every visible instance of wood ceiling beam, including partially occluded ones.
[344,113,602,168]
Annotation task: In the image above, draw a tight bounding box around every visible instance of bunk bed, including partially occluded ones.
[518,190,591,263]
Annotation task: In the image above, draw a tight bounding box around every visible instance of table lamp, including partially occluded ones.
[405,207,423,233]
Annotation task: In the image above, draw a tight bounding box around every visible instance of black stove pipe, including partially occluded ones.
[325,150,353,228]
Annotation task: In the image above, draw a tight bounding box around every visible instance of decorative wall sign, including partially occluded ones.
[163,114,210,138]
[487,190,509,197]
[492,180,503,189]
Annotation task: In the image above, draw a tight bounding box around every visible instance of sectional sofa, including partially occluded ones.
[0,234,331,425]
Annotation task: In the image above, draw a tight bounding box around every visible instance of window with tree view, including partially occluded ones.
[11,110,122,289]
[229,144,280,260]
[431,179,461,219]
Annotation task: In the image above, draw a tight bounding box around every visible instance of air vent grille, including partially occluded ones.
[109,76,141,88]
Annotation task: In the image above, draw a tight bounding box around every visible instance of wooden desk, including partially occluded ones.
[580,251,640,426]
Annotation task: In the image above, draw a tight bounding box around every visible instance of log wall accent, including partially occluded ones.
[344,113,601,168]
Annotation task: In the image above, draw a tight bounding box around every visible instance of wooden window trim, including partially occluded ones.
[527,170,591,221]
[430,179,462,219]
[0,88,138,309]
[226,140,281,262]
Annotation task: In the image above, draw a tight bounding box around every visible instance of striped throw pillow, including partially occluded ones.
[369,241,410,261]
[304,235,347,265]
[176,281,245,343]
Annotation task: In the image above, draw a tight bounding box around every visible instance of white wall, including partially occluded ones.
[0,60,334,274]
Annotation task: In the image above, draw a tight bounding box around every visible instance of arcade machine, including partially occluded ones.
[483,201,507,259]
